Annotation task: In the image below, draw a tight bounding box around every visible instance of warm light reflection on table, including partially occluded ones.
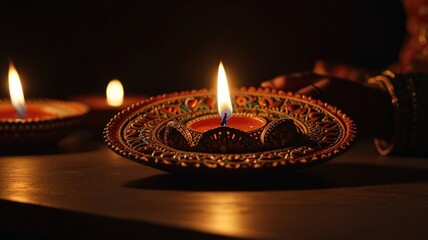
[141,191,267,238]
[202,194,247,236]
[2,158,39,203]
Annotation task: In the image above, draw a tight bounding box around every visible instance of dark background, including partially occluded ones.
[0,0,405,98]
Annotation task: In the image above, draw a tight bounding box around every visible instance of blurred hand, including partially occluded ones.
[261,72,393,138]
[313,59,376,83]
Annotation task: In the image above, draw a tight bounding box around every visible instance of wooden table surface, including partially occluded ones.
[1,131,428,239]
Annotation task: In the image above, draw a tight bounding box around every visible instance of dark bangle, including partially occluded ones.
[368,70,428,156]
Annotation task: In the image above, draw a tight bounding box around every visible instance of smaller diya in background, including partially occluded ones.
[72,79,147,131]
[0,61,88,149]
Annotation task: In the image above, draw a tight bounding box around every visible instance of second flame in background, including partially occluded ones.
[106,79,124,107]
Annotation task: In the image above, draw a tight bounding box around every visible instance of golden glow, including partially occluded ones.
[185,193,263,238]
[8,61,26,118]
[106,79,124,107]
[205,194,242,235]
[217,61,233,119]
[5,158,41,203]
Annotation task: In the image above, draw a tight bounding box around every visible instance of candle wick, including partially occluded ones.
[220,112,227,127]
[16,106,26,119]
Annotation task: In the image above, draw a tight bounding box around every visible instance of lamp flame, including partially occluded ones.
[8,61,26,118]
[106,79,124,107]
[217,62,232,124]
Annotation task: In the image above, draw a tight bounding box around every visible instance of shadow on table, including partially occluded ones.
[0,199,230,240]
[0,130,104,156]
[124,162,428,191]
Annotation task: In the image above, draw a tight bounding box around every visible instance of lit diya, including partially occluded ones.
[0,61,88,148]
[164,62,299,153]
[73,79,147,130]
[104,62,355,174]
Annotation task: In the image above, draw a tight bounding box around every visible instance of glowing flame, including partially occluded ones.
[8,61,26,118]
[217,61,233,120]
[106,79,124,107]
